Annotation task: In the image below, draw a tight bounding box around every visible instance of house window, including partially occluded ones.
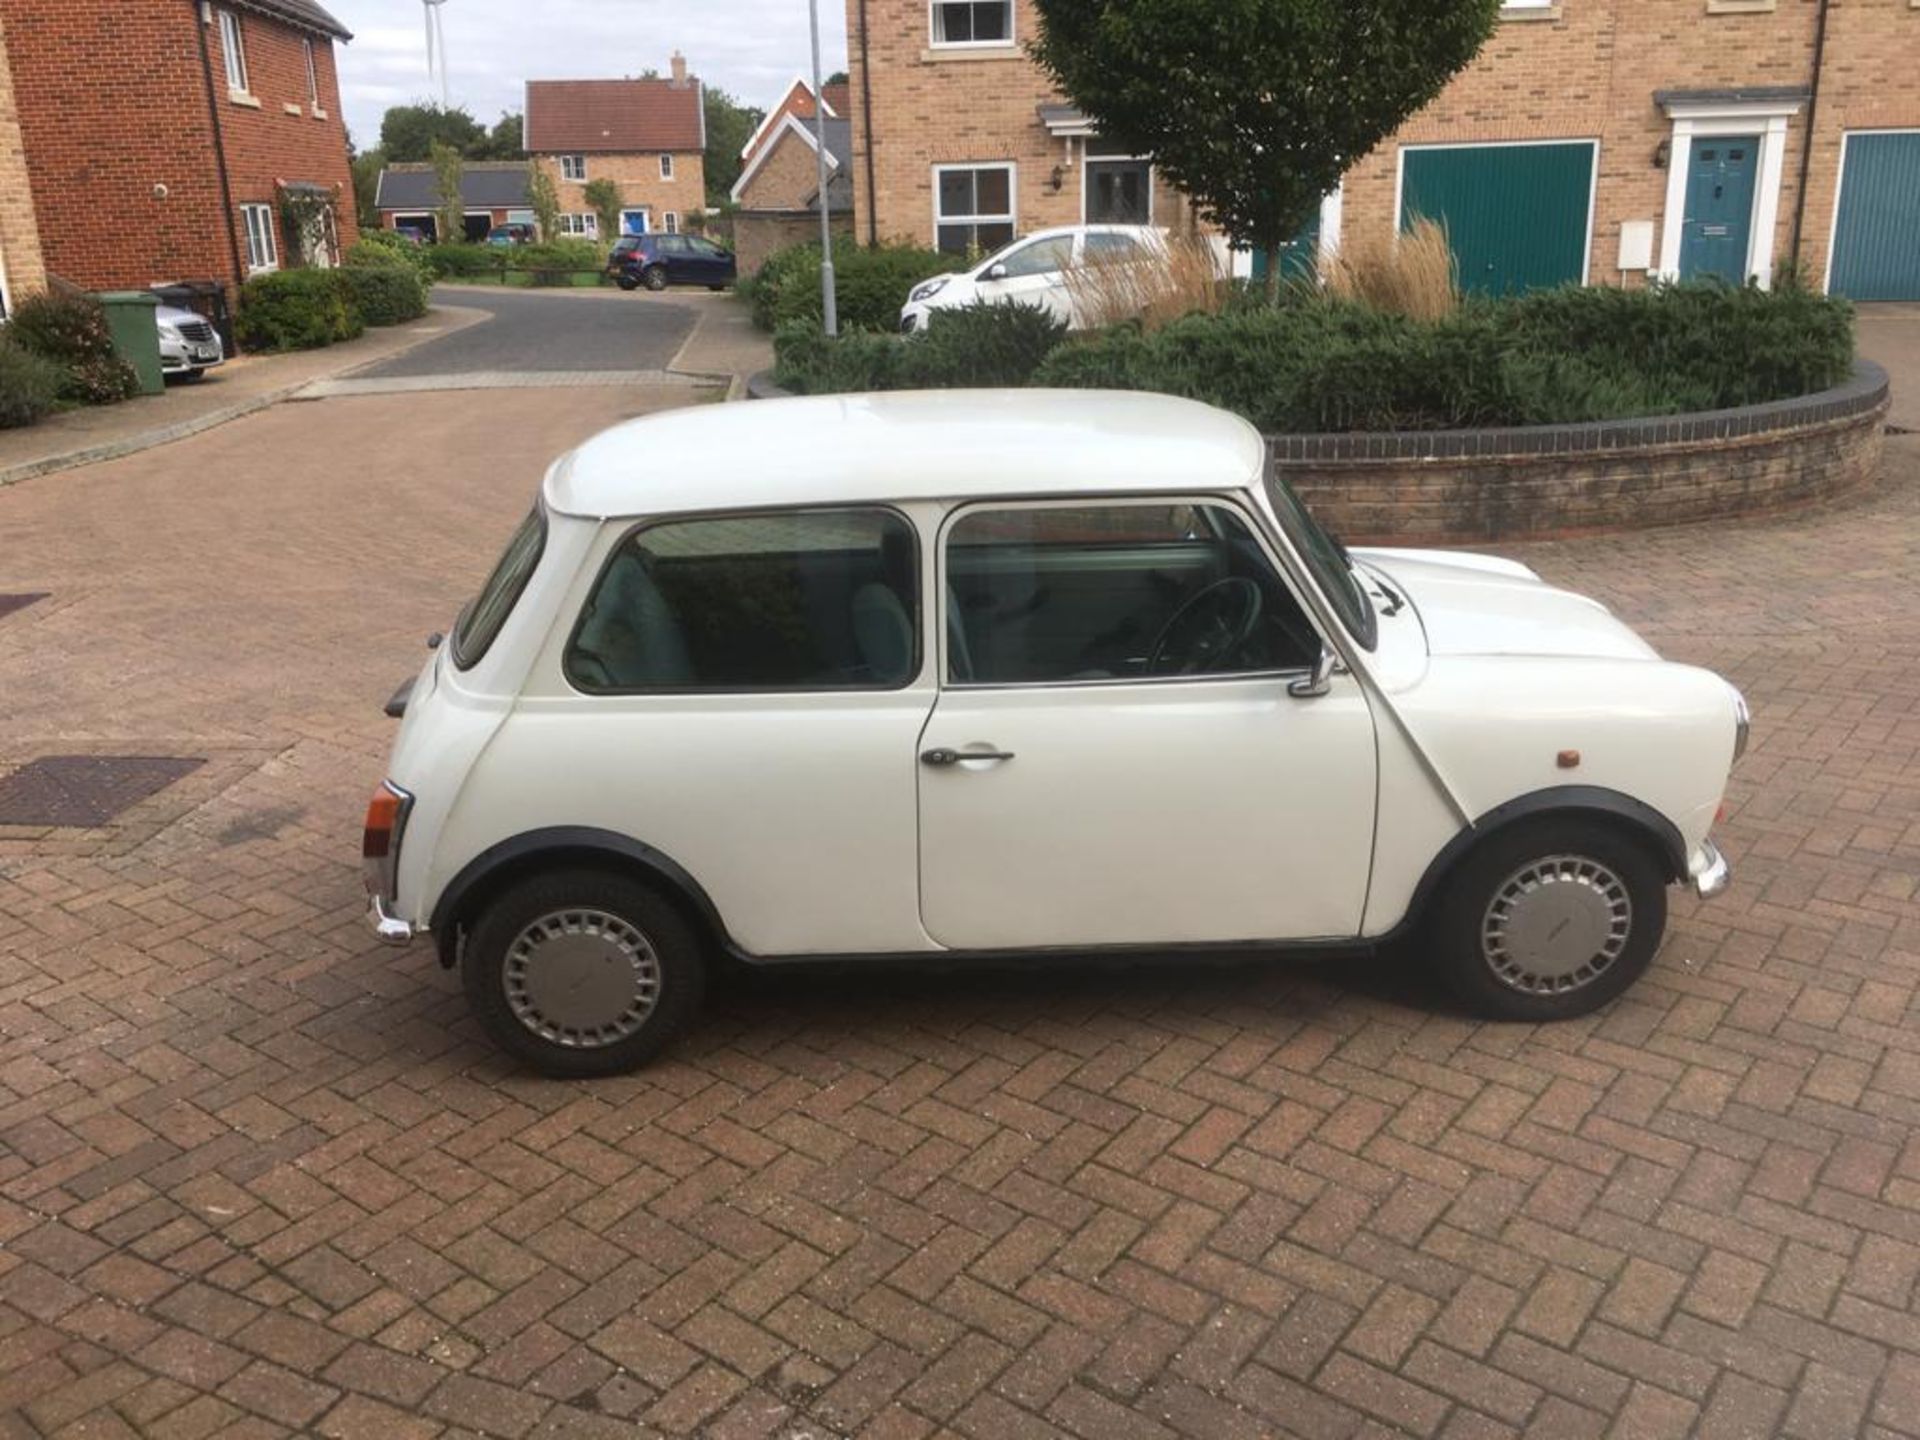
[241,204,279,273]
[664,212,679,234]
[560,154,587,181]
[660,153,674,181]
[931,0,1012,45]
[559,213,598,237]
[934,164,1015,254]
[303,39,319,108]
[217,9,249,94]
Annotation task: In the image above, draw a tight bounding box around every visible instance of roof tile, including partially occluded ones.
[527,78,704,154]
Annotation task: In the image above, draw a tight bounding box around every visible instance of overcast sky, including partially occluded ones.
[324,0,851,148]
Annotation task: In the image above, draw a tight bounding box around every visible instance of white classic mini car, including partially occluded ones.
[365,392,1744,1076]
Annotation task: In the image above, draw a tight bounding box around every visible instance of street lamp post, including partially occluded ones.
[807,0,838,335]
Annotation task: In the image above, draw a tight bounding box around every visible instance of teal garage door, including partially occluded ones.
[1400,142,1595,295]
[1830,131,1920,301]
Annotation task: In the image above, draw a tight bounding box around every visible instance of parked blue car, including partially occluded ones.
[609,234,737,291]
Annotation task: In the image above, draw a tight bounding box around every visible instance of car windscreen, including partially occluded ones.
[451,505,546,669]
[1264,468,1378,651]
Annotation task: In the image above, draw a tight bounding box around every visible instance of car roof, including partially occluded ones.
[544,390,1267,520]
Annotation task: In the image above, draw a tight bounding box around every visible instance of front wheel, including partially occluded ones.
[462,869,706,1076]
[1428,821,1667,1021]
[642,265,668,292]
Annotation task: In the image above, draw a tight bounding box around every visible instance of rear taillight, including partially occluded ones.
[362,781,413,900]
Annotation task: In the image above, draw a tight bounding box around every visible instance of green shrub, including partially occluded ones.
[422,243,501,278]
[0,332,65,428]
[236,269,364,351]
[6,291,140,404]
[350,230,435,280]
[341,260,429,325]
[775,303,1067,395]
[752,239,954,332]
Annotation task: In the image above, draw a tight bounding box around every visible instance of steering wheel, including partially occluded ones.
[1146,578,1264,676]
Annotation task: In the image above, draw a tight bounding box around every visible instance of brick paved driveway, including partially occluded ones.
[1,383,1918,1440]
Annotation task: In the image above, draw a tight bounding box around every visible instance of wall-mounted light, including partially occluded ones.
[1652,138,1671,170]
[1048,165,1065,193]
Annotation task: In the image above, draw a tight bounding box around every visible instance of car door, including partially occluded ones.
[919,498,1378,950]
[689,237,737,284]
[975,235,1077,323]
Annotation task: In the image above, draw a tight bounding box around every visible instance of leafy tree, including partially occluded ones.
[824,70,849,87]
[703,85,765,206]
[481,111,524,159]
[1030,0,1503,297]
[431,140,466,244]
[348,132,385,230]
[381,102,486,162]
[527,163,561,242]
[582,178,624,241]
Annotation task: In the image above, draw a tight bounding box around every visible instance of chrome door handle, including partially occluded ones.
[921,747,1015,766]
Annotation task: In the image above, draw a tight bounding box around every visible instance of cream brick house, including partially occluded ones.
[844,0,1920,299]
[0,8,46,320]
[525,53,706,242]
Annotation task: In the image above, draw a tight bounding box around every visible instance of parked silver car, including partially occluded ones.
[156,303,224,378]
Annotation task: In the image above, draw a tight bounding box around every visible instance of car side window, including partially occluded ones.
[567,509,920,692]
[995,236,1074,279]
[944,502,1320,685]
[1084,232,1144,261]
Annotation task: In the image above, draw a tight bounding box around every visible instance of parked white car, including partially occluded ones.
[155,303,224,378]
[365,391,1744,1075]
[899,224,1166,332]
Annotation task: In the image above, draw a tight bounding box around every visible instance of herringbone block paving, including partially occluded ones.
[1,389,1917,1439]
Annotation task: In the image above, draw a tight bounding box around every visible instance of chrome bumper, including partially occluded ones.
[368,894,418,945]
[1692,839,1732,899]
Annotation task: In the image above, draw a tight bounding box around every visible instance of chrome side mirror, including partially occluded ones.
[1288,645,1337,699]
[984,262,1009,281]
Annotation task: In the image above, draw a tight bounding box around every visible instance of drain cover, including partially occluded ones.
[0,593,48,621]
[0,755,205,826]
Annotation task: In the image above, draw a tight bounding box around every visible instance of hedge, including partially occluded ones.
[775,303,1067,393]
[0,332,66,428]
[347,261,437,328]
[749,239,954,332]
[236,269,365,351]
[773,280,1856,432]
[421,239,605,281]
[5,291,139,405]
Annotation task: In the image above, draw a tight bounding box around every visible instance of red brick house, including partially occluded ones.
[844,0,1920,300]
[525,56,707,241]
[0,0,356,313]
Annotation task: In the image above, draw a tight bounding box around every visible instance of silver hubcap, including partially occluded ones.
[1481,854,1632,995]
[504,908,660,1049]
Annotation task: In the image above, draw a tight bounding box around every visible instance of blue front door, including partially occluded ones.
[1679,136,1759,283]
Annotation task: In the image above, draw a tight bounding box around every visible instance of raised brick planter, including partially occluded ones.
[748,361,1890,544]
[1277,361,1890,544]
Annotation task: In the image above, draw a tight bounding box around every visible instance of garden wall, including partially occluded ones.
[1271,361,1890,545]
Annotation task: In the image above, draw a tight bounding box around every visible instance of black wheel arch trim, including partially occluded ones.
[1399,785,1688,929]
[428,827,733,968]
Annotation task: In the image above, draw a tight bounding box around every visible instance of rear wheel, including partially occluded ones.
[616,274,640,291]
[462,869,706,1075]
[642,265,668,292]
[1429,820,1667,1021]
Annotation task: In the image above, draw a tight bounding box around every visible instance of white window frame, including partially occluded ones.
[240,203,279,273]
[559,213,599,238]
[929,0,1015,48]
[0,238,12,323]
[1391,138,1601,287]
[1655,97,1801,287]
[559,154,587,182]
[660,153,674,181]
[932,162,1017,254]
[303,38,319,109]
[663,211,679,234]
[217,9,250,95]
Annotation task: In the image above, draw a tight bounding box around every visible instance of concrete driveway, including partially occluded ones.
[1,345,1919,1438]
[358,286,702,379]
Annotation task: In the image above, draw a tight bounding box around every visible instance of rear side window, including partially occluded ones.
[451,507,546,669]
[567,508,919,692]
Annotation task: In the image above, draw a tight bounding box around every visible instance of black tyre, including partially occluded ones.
[707,284,728,292]
[642,265,668,292]
[616,274,640,291]
[1428,820,1667,1021]
[462,869,706,1076]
